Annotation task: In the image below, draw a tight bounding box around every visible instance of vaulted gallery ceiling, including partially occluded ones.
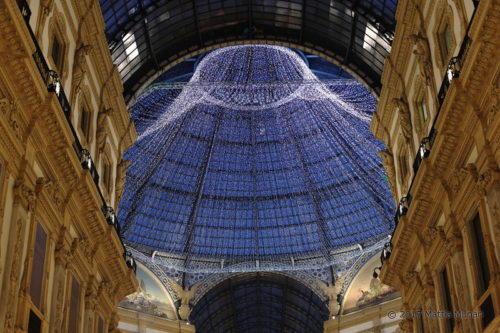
[120,45,394,273]
[98,1,398,331]
[99,0,396,101]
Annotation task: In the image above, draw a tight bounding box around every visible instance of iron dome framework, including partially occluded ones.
[98,0,397,102]
[119,45,394,273]
[189,272,330,333]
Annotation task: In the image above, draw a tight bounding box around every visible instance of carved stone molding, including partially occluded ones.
[13,182,35,212]
[71,44,93,98]
[409,31,434,88]
[431,0,457,70]
[3,219,24,332]
[379,149,397,198]
[0,97,23,141]
[422,226,445,247]
[115,159,130,203]
[392,97,413,144]
[98,280,115,300]
[475,169,496,196]
[76,236,97,264]
[398,318,413,332]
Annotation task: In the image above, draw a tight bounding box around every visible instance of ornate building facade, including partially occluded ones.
[0,0,498,332]
[0,0,137,332]
[375,0,500,332]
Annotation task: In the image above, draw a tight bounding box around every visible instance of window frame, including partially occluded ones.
[26,221,50,333]
[101,151,114,196]
[439,266,455,333]
[66,274,82,333]
[397,143,409,190]
[469,213,491,296]
[50,33,64,74]
[412,80,431,136]
[432,2,456,69]
[78,100,93,145]
[47,13,69,79]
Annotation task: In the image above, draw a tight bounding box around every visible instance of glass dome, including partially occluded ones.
[119,45,394,273]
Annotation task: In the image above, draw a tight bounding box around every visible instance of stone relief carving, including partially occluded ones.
[398,318,413,332]
[13,182,35,212]
[170,280,200,320]
[392,97,413,144]
[38,0,56,35]
[486,77,499,125]
[379,149,397,197]
[317,279,340,316]
[409,32,434,87]
[96,108,114,153]
[3,219,24,332]
[0,97,22,140]
[115,159,130,202]
[71,44,93,97]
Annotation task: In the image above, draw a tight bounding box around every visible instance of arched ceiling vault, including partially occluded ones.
[99,0,396,103]
[190,272,330,333]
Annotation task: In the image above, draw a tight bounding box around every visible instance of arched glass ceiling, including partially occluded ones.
[119,45,394,273]
[98,0,397,102]
[190,273,330,333]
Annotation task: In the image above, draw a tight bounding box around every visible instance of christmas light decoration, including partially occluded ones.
[118,45,394,273]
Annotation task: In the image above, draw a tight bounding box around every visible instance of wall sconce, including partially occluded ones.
[419,137,431,159]
[80,149,92,170]
[47,70,61,96]
[398,195,411,216]
[373,266,382,278]
[381,242,393,263]
[447,57,461,81]
[102,205,116,225]
[123,251,137,272]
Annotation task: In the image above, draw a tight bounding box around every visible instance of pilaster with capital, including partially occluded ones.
[48,228,72,333]
[83,276,99,333]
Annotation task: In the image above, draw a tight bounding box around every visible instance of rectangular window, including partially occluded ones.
[51,35,63,73]
[68,277,81,333]
[399,152,408,182]
[440,268,454,332]
[29,223,47,310]
[418,98,428,124]
[102,160,112,192]
[416,307,425,333]
[28,310,42,333]
[481,295,495,329]
[440,24,453,61]
[443,25,453,55]
[470,214,490,295]
[80,108,91,139]
[98,316,105,333]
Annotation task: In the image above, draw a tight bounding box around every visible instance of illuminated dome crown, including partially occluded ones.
[120,45,394,273]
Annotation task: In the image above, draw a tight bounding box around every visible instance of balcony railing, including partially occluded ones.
[16,0,134,270]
